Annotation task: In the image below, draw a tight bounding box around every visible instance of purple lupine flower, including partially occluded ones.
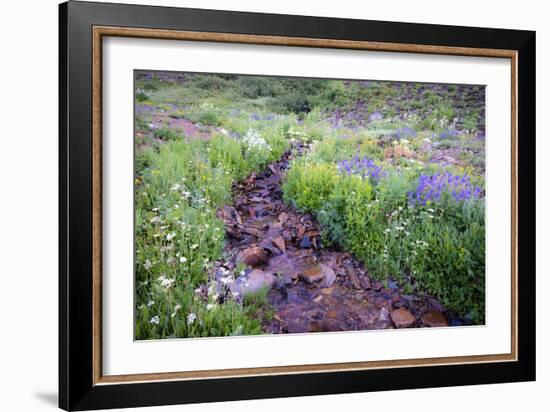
[408,171,483,206]
[439,129,461,139]
[337,156,387,182]
[369,111,384,122]
[393,127,417,140]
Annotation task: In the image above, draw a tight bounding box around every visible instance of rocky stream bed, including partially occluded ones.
[212,145,453,333]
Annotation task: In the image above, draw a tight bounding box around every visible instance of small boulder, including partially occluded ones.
[236,247,269,267]
[390,308,416,328]
[320,263,336,287]
[379,307,390,322]
[300,265,324,284]
[231,269,275,297]
[272,236,286,254]
[421,311,448,328]
[299,236,312,248]
[299,263,336,287]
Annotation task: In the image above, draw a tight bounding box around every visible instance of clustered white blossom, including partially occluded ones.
[187,312,197,325]
[171,304,182,318]
[158,275,175,289]
[242,129,271,152]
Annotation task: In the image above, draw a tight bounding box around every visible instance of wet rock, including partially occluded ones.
[272,236,286,254]
[390,308,416,328]
[344,263,362,289]
[299,265,325,284]
[236,225,264,238]
[258,239,282,256]
[421,311,448,327]
[379,307,390,322]
[321,264,336,287]
[299,263,336,287]
[265,254,302,280]
[299,236,312,248]
[371,281,383,291]
[236,247,269,267]
[360,274,372,290]
[278,212,288,224]
[232,269,275,297]
[286,319,309,334]
[286,289,303,304]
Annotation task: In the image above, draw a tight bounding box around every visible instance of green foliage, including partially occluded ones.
[153,126,184,141]
[282,161,339,212]
[136,90,150,102]
[135,284,263,339]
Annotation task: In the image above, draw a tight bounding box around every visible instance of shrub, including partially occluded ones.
[197,110,223,126]
[282,161,339,212]
[153,126,184,141]
[278,93,312,114]
[317,174,375,250]
[136,89,150,102]
[195,75,228,90]
[405,204,485,322]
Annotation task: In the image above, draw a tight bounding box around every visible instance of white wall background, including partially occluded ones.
[0,1,546,411]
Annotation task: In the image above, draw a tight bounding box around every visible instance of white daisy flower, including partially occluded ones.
[187,313,197,325]
[158,275,175,289]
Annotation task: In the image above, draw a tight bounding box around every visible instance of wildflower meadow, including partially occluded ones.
[134,71,486,339]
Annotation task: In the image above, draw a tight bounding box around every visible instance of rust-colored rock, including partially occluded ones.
[236,247,269,267]
[299,265,325,284]
[272,236,286,253]
[344,263,362,289]
[326,310,338,319]
[299,263,336,287]
[236,224,264,238]
[390,308,416,328]
[421,311,448,327]
[360,274,372,290]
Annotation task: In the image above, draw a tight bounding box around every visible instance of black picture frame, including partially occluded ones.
[59,1,536,410]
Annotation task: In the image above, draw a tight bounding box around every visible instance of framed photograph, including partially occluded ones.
[59,1,535,410]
